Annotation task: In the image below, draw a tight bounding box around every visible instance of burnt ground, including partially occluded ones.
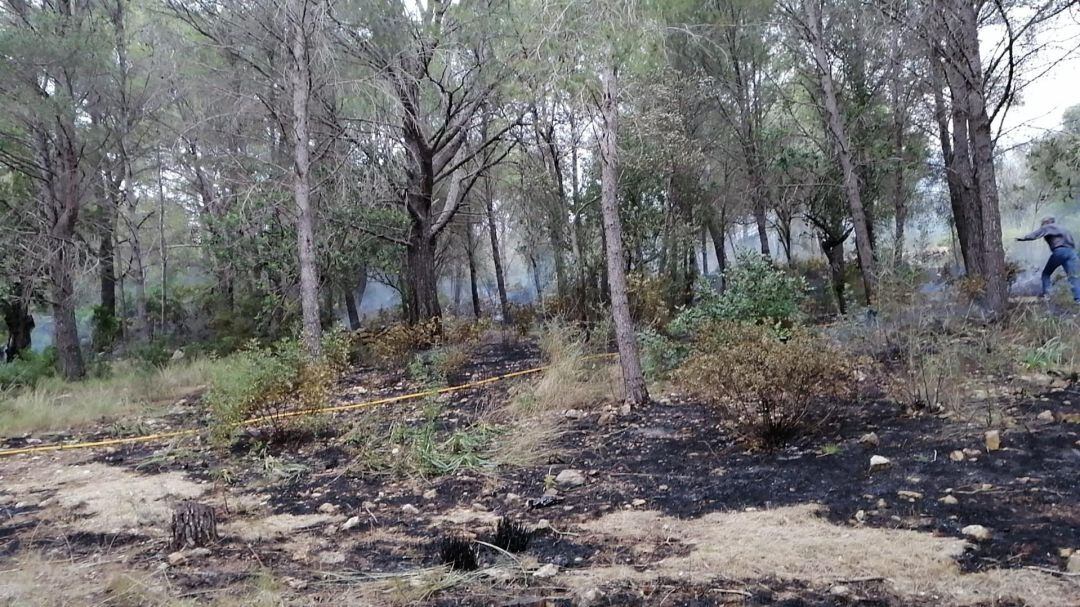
[1,337,1078,606]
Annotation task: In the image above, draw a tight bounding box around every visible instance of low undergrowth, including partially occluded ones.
[0,357,216,435]
[206,329,353,444]
[675,323,860,447]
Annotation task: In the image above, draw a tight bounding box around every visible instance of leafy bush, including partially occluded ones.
[207,329,353,444]
[129,340,172,369]
[628,273,672,328]
[674,323,859,447]
[90,305,122,351]
[637,328,688,381]
[0,348,56,390]
[672,252,806,334]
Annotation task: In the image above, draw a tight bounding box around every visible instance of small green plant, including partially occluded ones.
[820,443,842,456]
[1021,337,1064,371]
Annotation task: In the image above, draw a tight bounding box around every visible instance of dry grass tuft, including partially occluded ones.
[0,357,214,435]
[570,504,1077,607]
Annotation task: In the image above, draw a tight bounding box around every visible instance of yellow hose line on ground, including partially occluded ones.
[0,353,617,459]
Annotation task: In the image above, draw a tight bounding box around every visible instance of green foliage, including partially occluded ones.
[0,348,56,390]
[672,252,807,334]
[637,328,688,381]
[90,306,122,351]
[129,340,172,369]
[206,329,353,444]
[1021,337,1064,371]
[674,323,859,447]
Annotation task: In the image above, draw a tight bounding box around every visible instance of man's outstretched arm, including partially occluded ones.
[1017,227,1047,241]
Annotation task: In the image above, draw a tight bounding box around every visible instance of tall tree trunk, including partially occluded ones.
[289,0,322,356]
[807,0,875,306]
[599,60,648,406]
[953,0,1008,313]
[822,236,848,315]
[929,50,970,270]
[890,83,907,265]
[707,210,727,291]
[405,226,442,324]
[98,187,117,322]
[484,177,512,323]
[345,287,360,330]
[465,222,482,319]
[700,229,709,276]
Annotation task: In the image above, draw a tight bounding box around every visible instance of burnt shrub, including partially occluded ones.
[438,535,479,571]
[491,516,532,553]
[674,322,860,447]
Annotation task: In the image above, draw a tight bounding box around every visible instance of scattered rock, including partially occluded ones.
[1037,410,1055,422]
[504,493,521,505]
[984,430,1001,451]
[423,489,437,500]
[555,469,586,488]
[317,503,338,514]
[166,547,210,566]
[284,577,308,590]
[830,585,852,597]
[533,563,559,579]
[318,551,346,565]
[631,498,646,507]
[578,588,602,606]
[341,516,361,531]
[961,525,992,541]
[940,495,959,506]
[1068,553,1080,573]
[876,498,888,509]
[897,490,923,501]
[949,450,965,462]
[658,484,669,491]
[858,432,880,447]
[869,455,891,470]
[597,412,615,426]
[854,510,867,523]
[171,349,185,361]
[401,504,420,515]
[618,403,632,416]
[564,409,585,420]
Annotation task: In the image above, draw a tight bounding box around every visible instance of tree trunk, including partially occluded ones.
[599,60,648,406]
[890,83,907,265]
[465,223,482,319]
[484,178,512,323]
[405,226,442,324]
[2,292,34,363]
[807,0,875,306]
[345,287,360,330]
[700,229,709,276]
[955,0,1008,313]
[707,206,727,291]
[822,238,847,315]
[98,191,117,321]
[289,0,322,356]
[929,50,970,270]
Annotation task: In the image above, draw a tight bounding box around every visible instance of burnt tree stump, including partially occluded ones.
[170,501,219,549]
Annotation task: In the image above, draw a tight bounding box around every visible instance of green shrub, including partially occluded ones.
[206,329,352,444]
[637,328,688,381]
[130,340,172,369]
[671,252,807,334]
[0,348,57,390]
[90,305,122,351]
[408,344,470,386]
[674,323,858,447]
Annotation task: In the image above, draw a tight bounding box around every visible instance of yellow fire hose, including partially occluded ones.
[0,353,617,459]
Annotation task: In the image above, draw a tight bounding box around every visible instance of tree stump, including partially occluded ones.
[170,501,218,549]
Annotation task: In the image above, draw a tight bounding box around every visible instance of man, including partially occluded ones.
[1017,216,1080,302]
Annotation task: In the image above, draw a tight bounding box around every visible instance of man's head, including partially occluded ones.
[1041,216,1056,226]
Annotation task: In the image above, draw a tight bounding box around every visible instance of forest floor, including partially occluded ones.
[1,337,1079,606]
